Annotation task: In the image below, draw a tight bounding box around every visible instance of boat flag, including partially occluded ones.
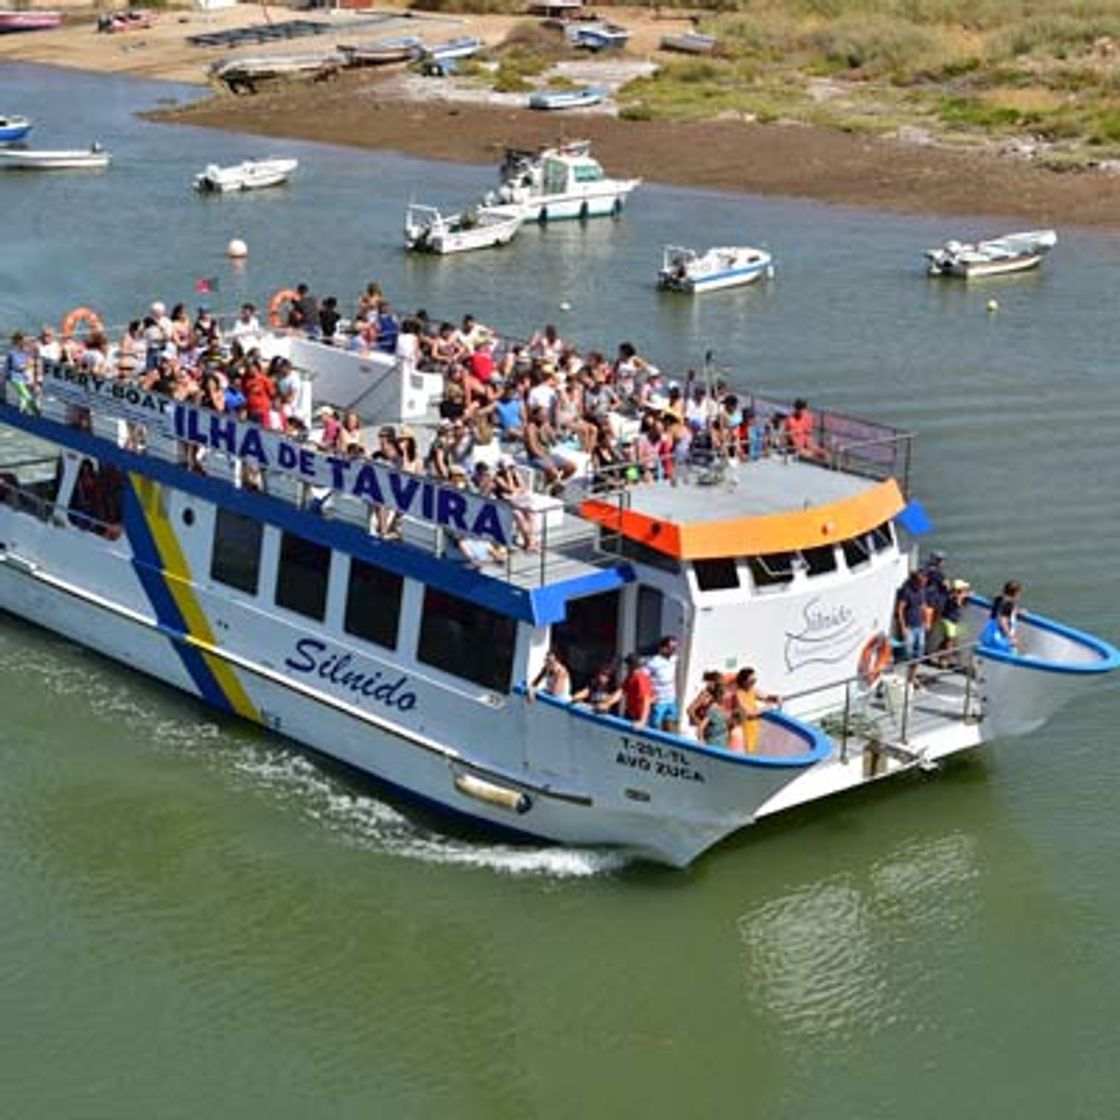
[194,276,220,295]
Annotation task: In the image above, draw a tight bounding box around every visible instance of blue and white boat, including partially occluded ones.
[423,35,484,62]
[528,86,605,111]
[566,21,630,50]
[658,244,774,293]
[1,308,1116,868]
[0,114,32,144]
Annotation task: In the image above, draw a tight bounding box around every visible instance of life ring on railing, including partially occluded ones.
[268,287,301,329]
[60,306,104,339]
[858,632,893,688]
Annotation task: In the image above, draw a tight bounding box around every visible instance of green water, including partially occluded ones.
[1,64,1118,1117]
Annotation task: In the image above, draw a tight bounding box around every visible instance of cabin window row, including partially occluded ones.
[692,522,896,592]
[209,509,515,692]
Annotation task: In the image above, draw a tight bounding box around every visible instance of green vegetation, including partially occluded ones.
[608,0,1120,162]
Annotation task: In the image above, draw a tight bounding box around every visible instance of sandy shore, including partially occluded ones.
[7,4,1120,225]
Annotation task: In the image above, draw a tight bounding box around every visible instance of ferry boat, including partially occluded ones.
[484,140,639,222]
[0,314,1116,867]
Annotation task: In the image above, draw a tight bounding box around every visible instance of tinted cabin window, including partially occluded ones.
[344,559,403,650]
[747,551,795,588]
[869,521,894,552]
[842,535,872,570]
[693,558,739,591]
[551,590,619,690]
[616,534,681,574]
[635,585,664,657]
[417,588,517,692]
[801,545,837,577]
[210,508,263,594]
[276,532,330,621]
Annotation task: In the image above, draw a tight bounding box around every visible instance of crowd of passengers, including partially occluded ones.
[4,281,825,551]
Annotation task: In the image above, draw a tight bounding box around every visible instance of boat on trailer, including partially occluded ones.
[484,139,639,221]
[0,312,1115,867]
[0,114,32,144]
[658,244,774,293]
[194,157,299,193]
[926,229,1057,278]
[403,202,522,254]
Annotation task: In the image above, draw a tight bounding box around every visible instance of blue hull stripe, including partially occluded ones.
[1,403,632,625]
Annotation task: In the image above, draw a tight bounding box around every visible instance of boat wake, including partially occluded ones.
[231,749,630,878]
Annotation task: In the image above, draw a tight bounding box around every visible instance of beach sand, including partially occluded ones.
[7,4,1120,225]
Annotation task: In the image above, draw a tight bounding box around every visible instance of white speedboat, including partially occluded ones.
[528,86,606,111]
[926,229,1057,278]
[404,203,522,254]
[658,244,774,293]
[485,139,639,222]
[0,143,110,170]
[194,157,299,193]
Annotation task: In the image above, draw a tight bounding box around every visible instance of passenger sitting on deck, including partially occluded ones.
[492,455,539,551]
[571,665,623,715]
[525,405,576,497]
[528,649,571,702]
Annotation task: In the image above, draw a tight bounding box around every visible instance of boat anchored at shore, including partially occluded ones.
[484,139,639,221]
[658,244,774,293]
[1,304,1115,867]
[926,229,1057,278]
[528,86,606,111]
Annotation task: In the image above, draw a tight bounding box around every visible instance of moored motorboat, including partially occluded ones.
[528,86,606,111]
[0,113,32,144]
[194,157,299,193]
[1,304,1116,868]
[658,244,774,294]
[0,9,61,33]
[926,229,1057,278]
[484,139,639,221]
[404,203,522,254]
[0,143,110,170]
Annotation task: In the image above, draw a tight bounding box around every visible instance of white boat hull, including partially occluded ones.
[194,158,299,193]
[497,183,638,222]
[0,148,110,170]
[404,207,522,254]
[659,245,774,293]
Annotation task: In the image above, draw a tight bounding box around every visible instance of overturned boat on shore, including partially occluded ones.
[210,51,344,93]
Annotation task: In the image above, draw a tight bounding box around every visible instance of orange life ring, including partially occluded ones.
[60,306,104,339]
[268,287,301,329]
[858,632,892,687]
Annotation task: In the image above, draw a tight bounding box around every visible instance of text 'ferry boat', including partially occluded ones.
[0,310,1115,866]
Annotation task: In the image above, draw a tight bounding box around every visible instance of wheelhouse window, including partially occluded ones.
[869,521,894,552]
[344,558,403,650]
[693,557,740,591]
[210,507,263,594]
[841,534,872,570]
[747,551,796,589]
[417,588,517,692]
[801,545,837,577]
[616,534,681,574]
[275,531,330,621]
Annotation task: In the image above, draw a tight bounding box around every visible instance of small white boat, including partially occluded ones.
[423,36,484,62]
[926,229,1057,278]
[658,244,774,293]
[566,21,629,51]
[0,143,110,170]
[0,114,32,144]
[194,157,299,193]
[528,86,606,111]
[404,203,522,254]
[659,31,717,55]
[338,37,422,67]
